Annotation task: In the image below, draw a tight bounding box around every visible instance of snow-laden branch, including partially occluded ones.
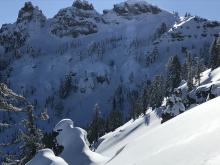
[0,100,23,112]
[0,83,25,101]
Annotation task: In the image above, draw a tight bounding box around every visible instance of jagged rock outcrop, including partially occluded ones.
[16,2,46,26]
[104,0,161,16]
[73,0,94,10]
[0,2,46,54]
[50,0,103,38]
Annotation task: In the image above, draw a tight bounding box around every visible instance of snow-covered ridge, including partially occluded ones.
[72,0,94,10]
[104,0,161,16]
[50,0,103,37]
[103,96,220,165]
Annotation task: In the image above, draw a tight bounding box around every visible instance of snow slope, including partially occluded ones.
[99,96,220,165]
[95,109,162,157]
[28,96,220,165]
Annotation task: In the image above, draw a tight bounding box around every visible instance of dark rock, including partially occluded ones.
[50,3,102,38]
[16,1,46,25]
[72,0,94,10]
[113,1,161,16]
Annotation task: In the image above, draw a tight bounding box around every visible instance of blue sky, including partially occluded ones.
[0,0,219,26]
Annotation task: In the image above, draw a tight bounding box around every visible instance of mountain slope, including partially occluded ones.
[98,96,220,165]
[0,0,177,127]
[0,0,219,129]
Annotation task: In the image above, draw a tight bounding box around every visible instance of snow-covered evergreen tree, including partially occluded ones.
[161,89,185,123]
[0,83,48,164]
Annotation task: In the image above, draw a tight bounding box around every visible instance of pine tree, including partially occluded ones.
[59,73,77,99]
[184,51,194,91]
[142,80,152,112]
[87,104,105,143]
[209,35,220,70]
[194,57,205,86]
[107,98,123,132]
[150,75,166,109]
[166,55,182,94]
[128,90,142,119]
[0,83,48,164]
[146,46,159,66]
[154,22,167,39]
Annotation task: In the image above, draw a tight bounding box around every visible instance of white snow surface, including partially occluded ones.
[99,97,220,165]
[30,96,220,165]
[26,149,67,165]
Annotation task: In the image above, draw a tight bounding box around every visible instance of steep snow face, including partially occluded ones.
[95,109,162,157]
[26,149,67,165]
[98,97,220,165]
[152,16,220,66]
[54,119,108,165]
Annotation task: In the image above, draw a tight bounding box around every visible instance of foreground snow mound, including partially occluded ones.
[54,119,108,165]
[26,149,67,165]
[105,97,220,165]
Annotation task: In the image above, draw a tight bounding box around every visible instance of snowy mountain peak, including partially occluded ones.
[72,0,94,10]
[50,1,103,37]
[16,1,46,25]
[111,0,161,16]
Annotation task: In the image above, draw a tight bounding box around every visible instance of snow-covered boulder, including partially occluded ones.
[54,119,108,165]
[26,149,67,165]
[50,0,103,37]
